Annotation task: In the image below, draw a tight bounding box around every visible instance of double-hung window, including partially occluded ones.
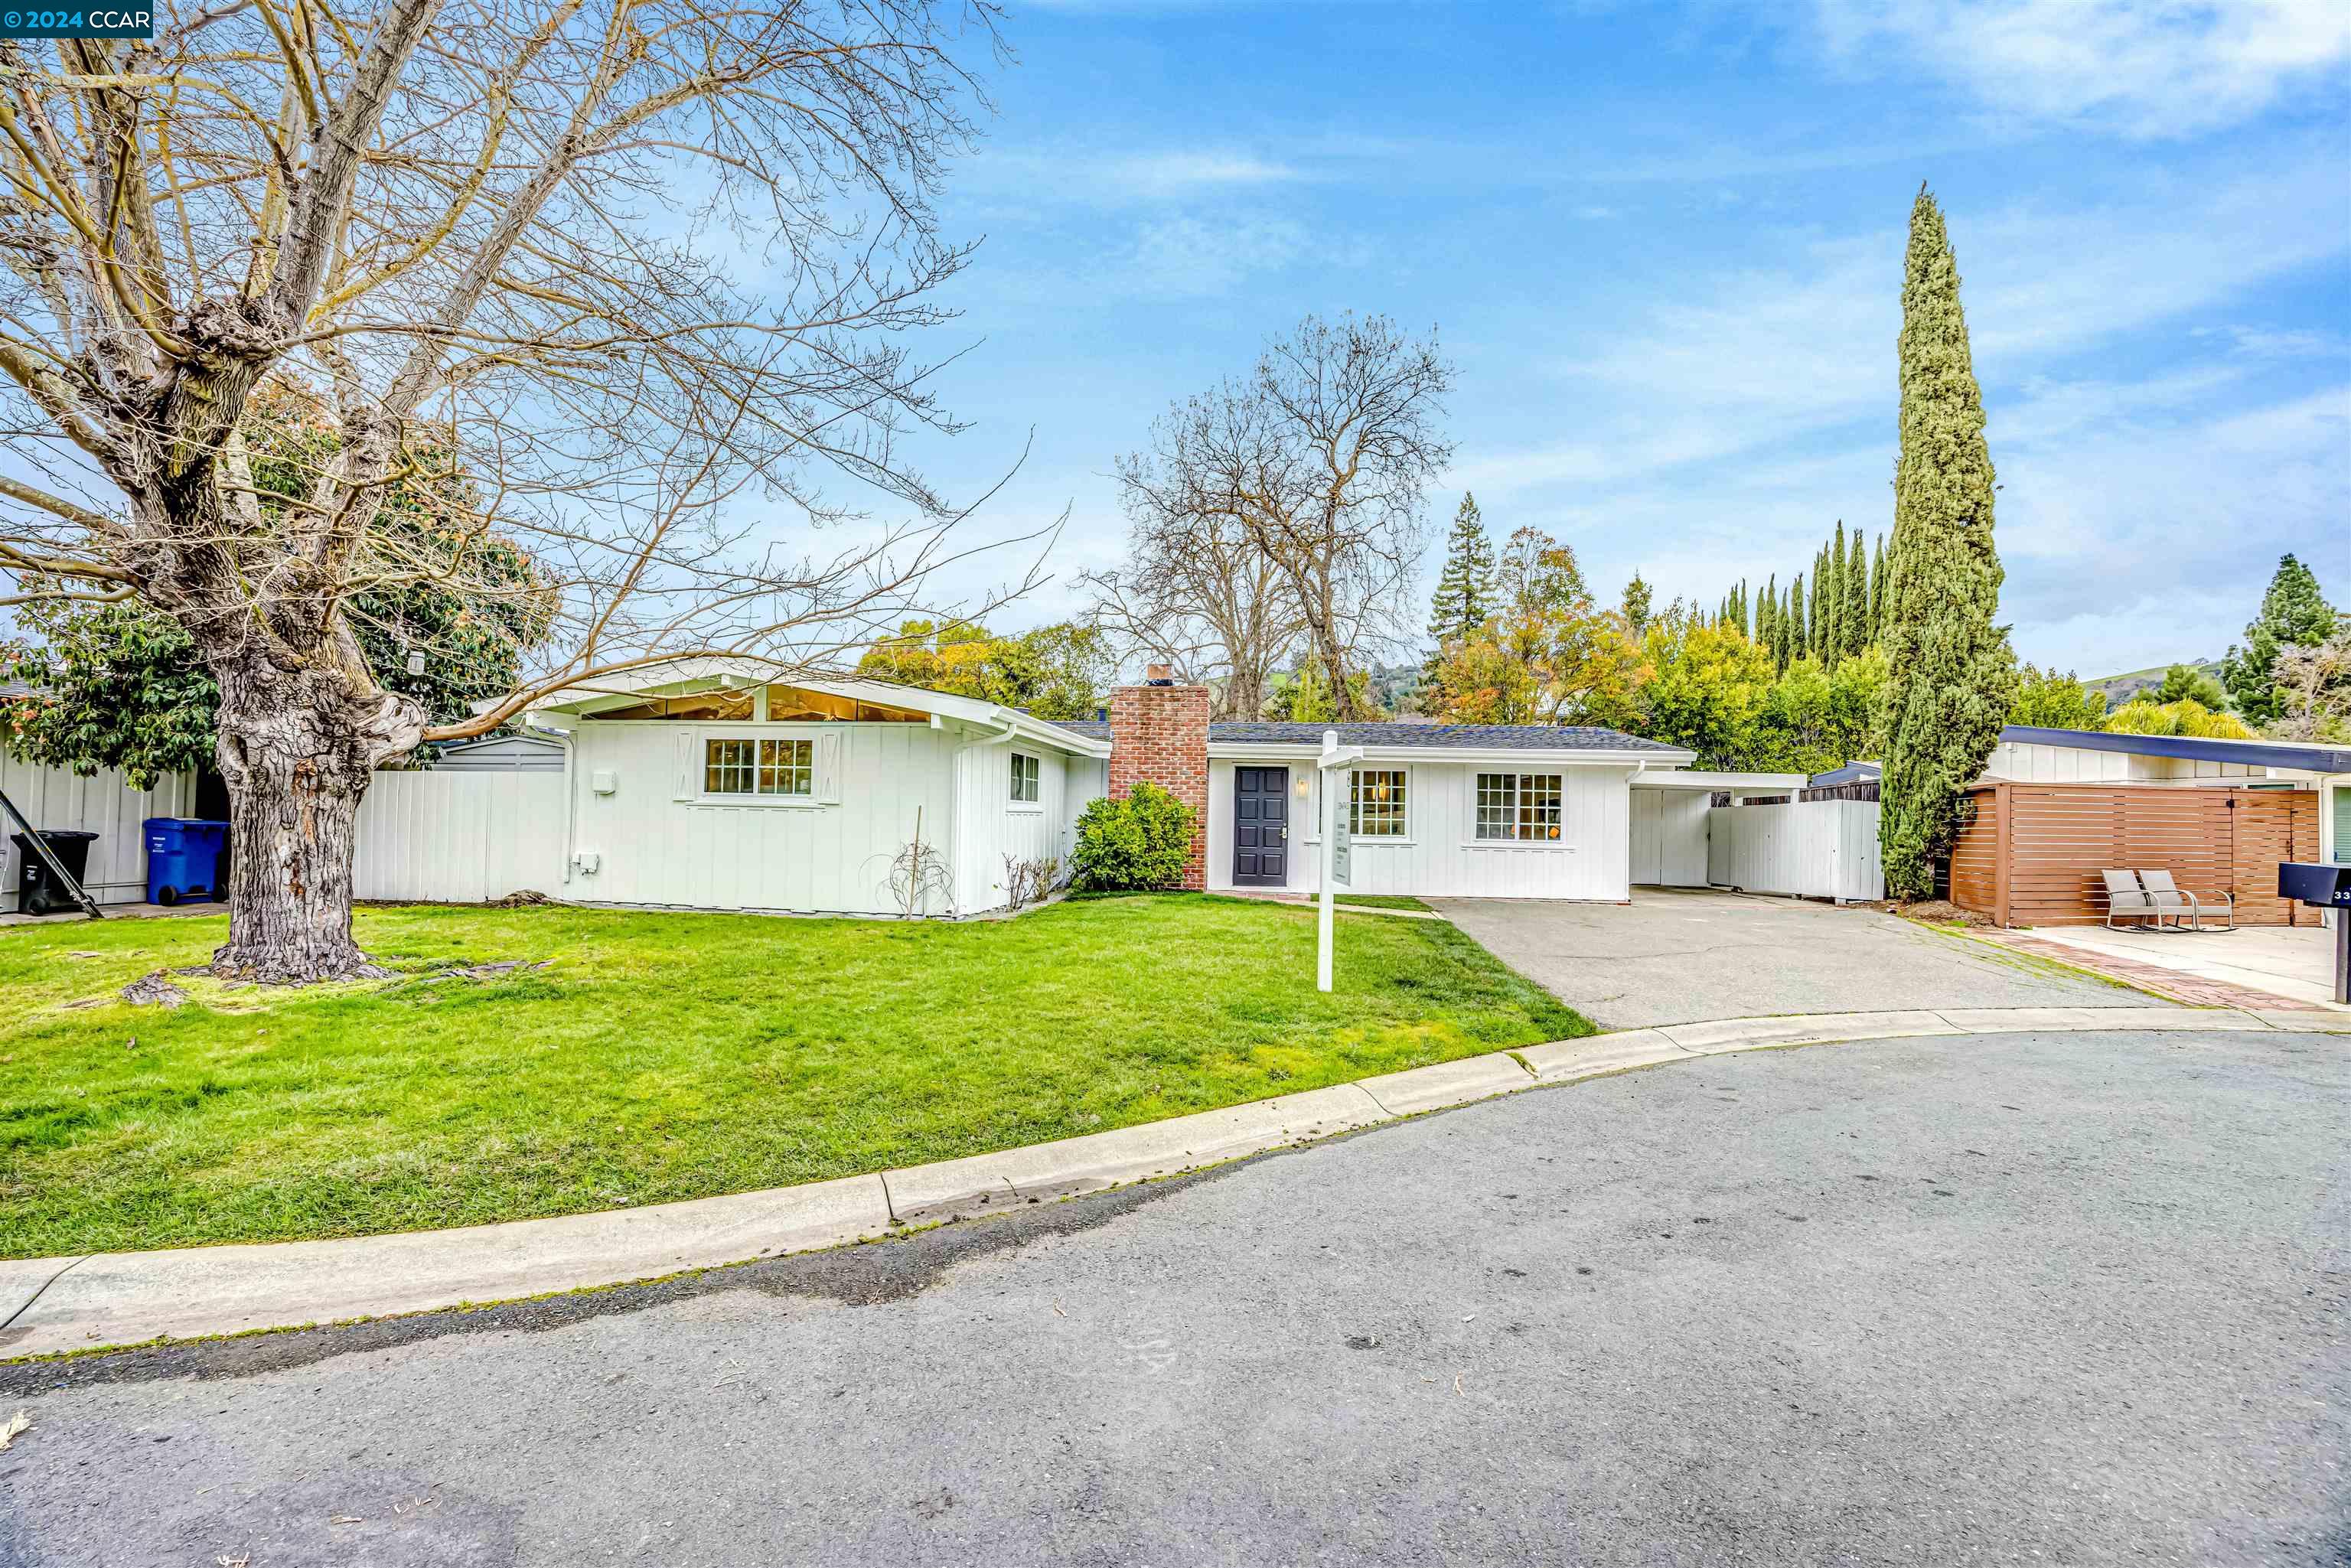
[1349,769,1408,837]
[705,736,813,797]
[1009,751,1042,804]
[1475,772,1564,841]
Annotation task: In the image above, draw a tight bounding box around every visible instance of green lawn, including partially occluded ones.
[1335,894,1434,912]
[0,895,1586,1257]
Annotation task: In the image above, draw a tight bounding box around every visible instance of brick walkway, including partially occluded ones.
[1972,928,2307,1010]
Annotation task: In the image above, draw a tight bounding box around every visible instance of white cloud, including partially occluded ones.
[1436,161,2350,671]
[1109,152,1304,195]
[1460,158,2346,492]
[1122,214,1310,296]
[1994,385,2351,670]
[962,144,1309,214]
[2193,324,2345,360]
[1810,0,2351,138]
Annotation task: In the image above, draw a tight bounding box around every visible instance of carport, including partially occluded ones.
[1627,770,1804,888]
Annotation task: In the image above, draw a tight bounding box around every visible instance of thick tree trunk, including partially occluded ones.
[208,652,424,983]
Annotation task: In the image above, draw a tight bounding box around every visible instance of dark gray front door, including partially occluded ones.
[1233,767,1290,887]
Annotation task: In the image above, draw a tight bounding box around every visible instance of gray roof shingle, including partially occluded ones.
[1046,717,1683,754]
[1208,721,1684,752]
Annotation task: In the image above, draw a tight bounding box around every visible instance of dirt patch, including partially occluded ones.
[1867,898,1992,928]
[119,970,191,1008]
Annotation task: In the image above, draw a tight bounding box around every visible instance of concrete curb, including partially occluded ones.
[4,1005,2340,1360]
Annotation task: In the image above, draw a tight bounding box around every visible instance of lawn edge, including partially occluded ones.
[4,1003,2322,1364]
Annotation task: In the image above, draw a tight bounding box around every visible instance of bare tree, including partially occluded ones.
[2270,618,2351,742]
[1253,315,1452,717]
[1088,391,1299,719]
[1091,313,1450,721]
[0,0,1027,981]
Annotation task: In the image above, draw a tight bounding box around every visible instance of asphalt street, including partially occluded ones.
[2,1028,2343,1566]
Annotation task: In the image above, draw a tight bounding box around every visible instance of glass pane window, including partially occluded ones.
[705,738,756,795]
[706,737,812,796]
[1475,773,1564,840]
[1475,773,1515,839]
[1010,751,1042,803]
[1350,770,1408,837]
[758,738,814,795]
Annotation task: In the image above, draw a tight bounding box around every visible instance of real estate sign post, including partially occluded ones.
[1316,730,1362,993]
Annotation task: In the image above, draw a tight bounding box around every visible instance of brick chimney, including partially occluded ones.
[1107,673,1209,892]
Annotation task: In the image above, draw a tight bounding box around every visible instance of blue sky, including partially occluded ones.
[869,0,2351,679]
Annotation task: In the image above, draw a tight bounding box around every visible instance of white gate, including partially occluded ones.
[1706,799,1883,903]
[1629,787,1711,886]
[354,769,568,903]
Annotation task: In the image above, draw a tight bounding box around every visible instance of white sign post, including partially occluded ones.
[1316,729,1363,993]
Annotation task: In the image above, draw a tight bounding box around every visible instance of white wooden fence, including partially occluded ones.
[353,769,568,903]
[1706,798,1883,903]
[0,754,195,911]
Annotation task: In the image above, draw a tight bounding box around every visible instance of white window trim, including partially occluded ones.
[1468,770,1573,849]
[1009,750,1044,812]
[693,726,825,808]
[1342,765,1412,845]
[1299,767,1417,845]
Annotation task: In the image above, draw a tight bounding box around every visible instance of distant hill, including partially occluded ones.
[2083,658,2222,709]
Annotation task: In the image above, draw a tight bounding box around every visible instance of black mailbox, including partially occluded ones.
[2280,861,2351,1005]
[2278,862,2351,908]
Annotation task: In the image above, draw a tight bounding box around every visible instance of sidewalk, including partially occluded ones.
[1971,924,2342,1012]
[5,1003,2342,1362]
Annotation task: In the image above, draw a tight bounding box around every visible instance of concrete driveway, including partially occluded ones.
[1436,887,2157,1028]
[2,1026,2340,1566]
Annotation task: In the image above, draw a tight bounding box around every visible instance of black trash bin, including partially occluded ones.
[10,829,97,916]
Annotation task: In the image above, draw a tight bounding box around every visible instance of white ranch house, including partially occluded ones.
[4,663,1867,916]
[341,663,1820,915]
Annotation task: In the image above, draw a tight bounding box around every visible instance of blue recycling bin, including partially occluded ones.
[144,817,229,905]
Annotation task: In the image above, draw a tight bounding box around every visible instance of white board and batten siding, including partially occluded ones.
[0,754,194,911]
[1987,740,2272,784]
[951,736,1094,913]
[1706,799,1883,903]
[562,720,960,915]
[1205,756,1634,901]
[353,768,568,904]
[373,720,1103,919]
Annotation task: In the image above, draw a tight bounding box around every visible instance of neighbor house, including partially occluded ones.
[1948,724,2351,928]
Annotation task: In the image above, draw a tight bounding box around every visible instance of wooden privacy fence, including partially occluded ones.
[1707,798,1884,903]
[1950,782,2319,927]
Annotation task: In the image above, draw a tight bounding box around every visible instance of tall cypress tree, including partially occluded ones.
[1844,528,1870,658]
[1869,533,1887,641]
[1878,186,2017,900]
[1759,574,1778,664]
[1825,525,1848,665]
[1423,493,1496,680]
[1789,572,1807,666]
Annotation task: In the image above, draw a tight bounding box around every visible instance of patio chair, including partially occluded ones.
[2136,869,2234,933]
[2102,869,2161,931]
